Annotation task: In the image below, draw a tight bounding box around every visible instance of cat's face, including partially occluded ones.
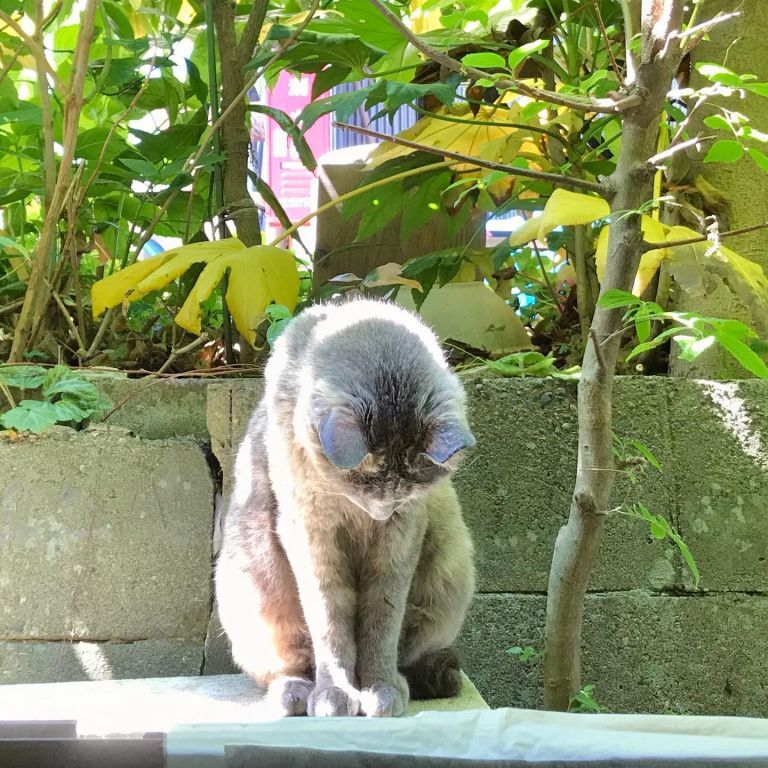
[312,404,474,522]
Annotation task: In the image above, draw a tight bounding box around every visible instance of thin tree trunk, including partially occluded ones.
[8,0,98,362]
[542,0,687,711]
[212,0,263,248]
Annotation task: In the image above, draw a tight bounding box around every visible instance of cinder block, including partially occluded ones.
[458,591,768,717]
[94,379,210,439]
[669,379,768,591]
[0,639,203,684]
[0,428,214,641]
[207,382,264,499]
[458,377,678,593]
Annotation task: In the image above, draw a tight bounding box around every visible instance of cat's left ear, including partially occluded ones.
[424,420,476,464]
[315,408,368,469]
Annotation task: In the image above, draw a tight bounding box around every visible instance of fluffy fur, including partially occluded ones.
[215,299,476,718]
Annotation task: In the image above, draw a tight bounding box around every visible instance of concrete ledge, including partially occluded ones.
[0,673,487,738]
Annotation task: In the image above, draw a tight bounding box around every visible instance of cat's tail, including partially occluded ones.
[401,647,463,700]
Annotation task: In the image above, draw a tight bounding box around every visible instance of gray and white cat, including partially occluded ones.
[215,299,475,718]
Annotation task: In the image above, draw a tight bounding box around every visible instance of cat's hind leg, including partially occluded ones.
[399,482,475,700]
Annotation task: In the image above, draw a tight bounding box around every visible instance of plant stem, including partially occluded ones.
[266,161,450,247]
[8,0,98,363]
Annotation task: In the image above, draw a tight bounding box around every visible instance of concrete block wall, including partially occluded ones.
[1,377,766,716]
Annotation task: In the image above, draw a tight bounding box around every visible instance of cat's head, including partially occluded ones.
[311,404,474,521]
[297,301,475,522]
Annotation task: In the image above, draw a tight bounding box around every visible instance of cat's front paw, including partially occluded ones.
[307,684,360,717]
[266,676,313,716]
[360,674,409,717]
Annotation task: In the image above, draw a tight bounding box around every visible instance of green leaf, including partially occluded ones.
[462,52,507,69]
[748,148,768,174]
[675,334,715,361]
[702,114,732,132]
[670,530,700,586]
[649,517,667,540]
[43,376,101,401]
[0,400,60,433]
[51,397,91,422]
[356,182,403,240]
[265,303,293,321]
[597,289,643,309]
[400,170,451,239]
[248,104,316,171]
[120,157,162,181]
[507,40,549,72]
[0,365,47,389]
[266,317,292,348]
[634,305,652,342]
[715,332,768,378]
[297,87,373,133]
[703,139,744,164]
[744,82,768,98]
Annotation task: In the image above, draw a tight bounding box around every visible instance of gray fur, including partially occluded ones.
[215,299,476,718]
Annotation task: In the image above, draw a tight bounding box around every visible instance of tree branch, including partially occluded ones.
[237,0,269,64]
[367,0,641,115]
[644,221,768,251]
[646,134,710,167]
[335,121,607,196]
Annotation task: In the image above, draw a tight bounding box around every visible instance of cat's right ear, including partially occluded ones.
[315,408,368,469]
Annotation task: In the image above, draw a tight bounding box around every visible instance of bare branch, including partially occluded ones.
[680,10,741,55]
[646,134,710,167]
[594,1,624,87]
[367,0,641,115]
[157,333,210,375]
[644,221,768,251]
[589,328,606,371]
[237,0,269,64]
[335,121,608,196]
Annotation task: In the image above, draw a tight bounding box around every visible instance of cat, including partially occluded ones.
[215,298,476,718]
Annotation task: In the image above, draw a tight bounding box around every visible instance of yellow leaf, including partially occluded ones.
[91,252,171,317]
[508,190,609,248]
[508,215,542,248]
[409,0,441,33]
[595,216,668,295]
[91,239,245,317]
[664,226,768,313]
[368,104,530,172]
[131,239,245,298]
[538,189,609,236]
[175,245,299,345]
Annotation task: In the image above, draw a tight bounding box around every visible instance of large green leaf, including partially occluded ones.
[248,104,316,171]
[1,400,60,433]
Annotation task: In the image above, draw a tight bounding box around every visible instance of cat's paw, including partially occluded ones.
[307,684,360,717]
[359,674,409,717]
[266,676,313,716]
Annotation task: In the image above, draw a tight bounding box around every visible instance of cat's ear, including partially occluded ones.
[315,408,368,469]
[424,420,476,464]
